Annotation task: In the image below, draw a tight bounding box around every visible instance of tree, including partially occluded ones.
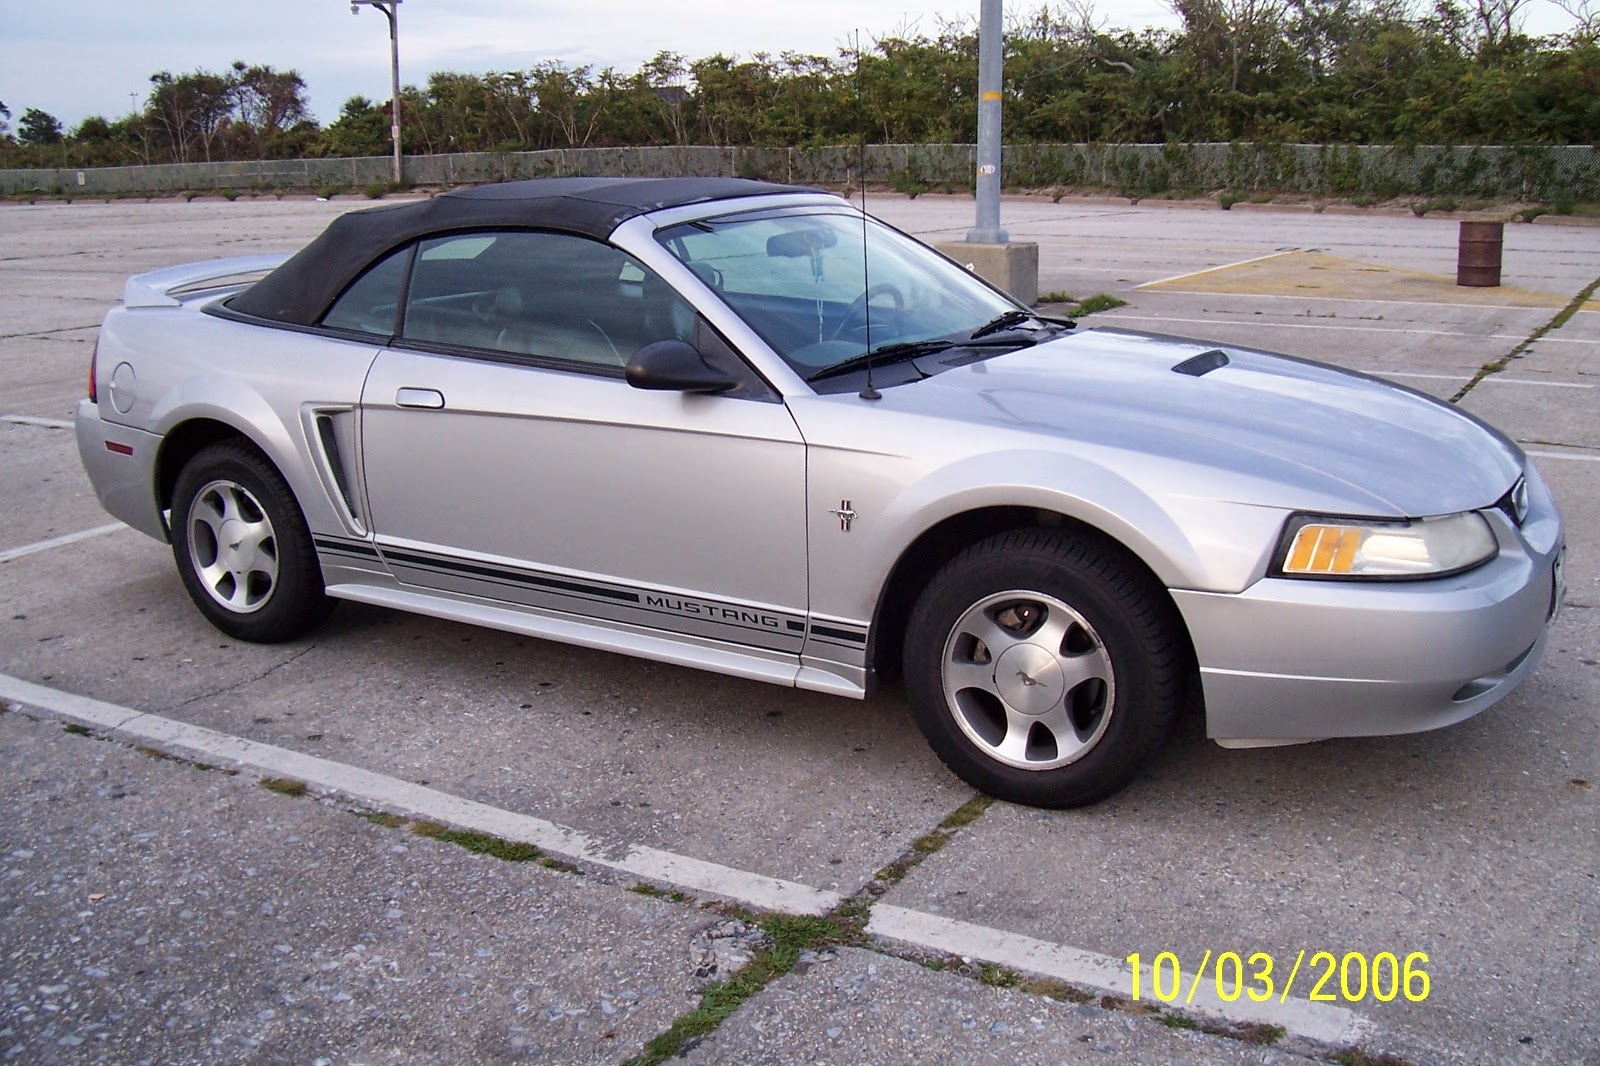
[18,107,64,145]
[314,95,390,157]
[228,61,310,157]
[0,101,10,140]
[148,70,234,163]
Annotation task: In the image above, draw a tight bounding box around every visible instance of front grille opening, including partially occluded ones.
[1495,476,1528,527]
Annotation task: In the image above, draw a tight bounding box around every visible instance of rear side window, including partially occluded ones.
[320,246,412,336]
[400,230,695,371]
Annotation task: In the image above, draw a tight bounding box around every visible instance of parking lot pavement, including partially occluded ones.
[680,948,1311,1066]
[0,422,110,554]
[2,196,1597,1064]
[0,496,972,893]
[0,707,711,1065]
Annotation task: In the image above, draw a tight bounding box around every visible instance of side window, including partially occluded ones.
[320,245,411,336]
[400,230,696,371]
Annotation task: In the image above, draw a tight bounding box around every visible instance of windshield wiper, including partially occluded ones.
[806,335,1038,383]
[967,309,1078,340]
[807,342,946,382]
[968,309,1037,340]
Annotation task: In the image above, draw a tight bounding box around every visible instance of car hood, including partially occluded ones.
[889,326,1524,516]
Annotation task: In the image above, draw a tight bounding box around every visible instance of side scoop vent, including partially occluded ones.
[1172,349,1230,377]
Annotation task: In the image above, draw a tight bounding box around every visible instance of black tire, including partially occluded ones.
[169,440,333,643]
[903,528,1184,808]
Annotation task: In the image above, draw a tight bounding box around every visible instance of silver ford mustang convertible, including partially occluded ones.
[76,178,1566,807]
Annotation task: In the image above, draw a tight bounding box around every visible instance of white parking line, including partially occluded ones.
[1125,291,1575,311]
[0,522,126,564]
[0,670,1371,1048]
[869,905,1369,1046]
[1136,250,1300,289]
[1099,312,1595,345]
[1526,450,1600,463]
[0,672,841,918]
[1376,372,1593,389]
[1,414,75,429]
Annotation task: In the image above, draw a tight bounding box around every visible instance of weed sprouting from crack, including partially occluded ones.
[630,883,689,903]
[538,856,581,874]
[1020,976,1093,1003]
[409,820,543,863]
[874,794,994,886]
[260,776,308,798]
[623,905,866,1066]
[1450,271,1600,402]
[939,795,993,830]
[1333,1050,1418,1066]
[61,723,93,737]
[979,962,1021,988]
[1212,1020,1286,1045]
[356,810,407,829]
[627,795,997,1062]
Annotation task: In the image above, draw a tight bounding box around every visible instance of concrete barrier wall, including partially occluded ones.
[5,143,1597,200]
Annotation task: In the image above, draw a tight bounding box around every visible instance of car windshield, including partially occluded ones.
[655,207,1021,378]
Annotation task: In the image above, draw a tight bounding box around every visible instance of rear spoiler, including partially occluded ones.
[123,254,291,308]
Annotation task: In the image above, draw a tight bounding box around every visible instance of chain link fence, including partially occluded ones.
[5,143,1597,200]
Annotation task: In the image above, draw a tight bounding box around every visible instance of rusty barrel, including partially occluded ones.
[1457,220,1504,288]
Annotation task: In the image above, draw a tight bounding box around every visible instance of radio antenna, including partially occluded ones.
[855,29,880,402]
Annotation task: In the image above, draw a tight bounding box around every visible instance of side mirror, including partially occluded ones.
[625,339,738,394]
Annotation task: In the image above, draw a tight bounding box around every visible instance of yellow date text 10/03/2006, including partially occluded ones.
[1124,950,1431,1005]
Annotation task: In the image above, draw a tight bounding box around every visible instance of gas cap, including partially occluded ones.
[109,362,137,414]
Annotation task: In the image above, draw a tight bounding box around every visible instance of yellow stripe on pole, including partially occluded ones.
[981,91,1003,101]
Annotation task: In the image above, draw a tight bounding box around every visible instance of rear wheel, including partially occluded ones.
[904,529,1184,808]
[170,441,332,642]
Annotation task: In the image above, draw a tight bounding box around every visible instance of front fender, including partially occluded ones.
[807,445,1290,630]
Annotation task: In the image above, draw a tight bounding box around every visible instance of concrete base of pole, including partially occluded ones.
[935,240,1040,307]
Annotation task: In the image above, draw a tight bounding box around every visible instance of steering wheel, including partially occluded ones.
[828,283,905,342]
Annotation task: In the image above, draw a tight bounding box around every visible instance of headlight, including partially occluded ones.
[1274,512,1497,580]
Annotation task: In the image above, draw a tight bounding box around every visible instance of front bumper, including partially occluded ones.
[1178,473,1564,740]
[75,399,167,542]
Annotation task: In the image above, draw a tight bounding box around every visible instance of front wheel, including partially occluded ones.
[904,529,1185,808]
[170,441,333,643]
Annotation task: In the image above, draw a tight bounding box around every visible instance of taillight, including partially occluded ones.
[88,340,98,403]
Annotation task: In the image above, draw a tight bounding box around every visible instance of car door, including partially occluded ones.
[359,229,809,662]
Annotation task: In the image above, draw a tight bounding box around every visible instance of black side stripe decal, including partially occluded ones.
[314,536,381,559]
[384,550,639,603]
[316,539,866,654]
[810,624,868,646]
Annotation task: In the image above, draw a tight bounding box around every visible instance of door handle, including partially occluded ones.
[395,387,445,409]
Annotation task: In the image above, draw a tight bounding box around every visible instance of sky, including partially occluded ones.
[0,1,1585,131]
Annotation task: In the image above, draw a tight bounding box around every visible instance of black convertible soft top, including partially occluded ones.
[227,176,822,326]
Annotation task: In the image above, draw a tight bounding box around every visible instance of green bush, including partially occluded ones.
[889,170,929,198]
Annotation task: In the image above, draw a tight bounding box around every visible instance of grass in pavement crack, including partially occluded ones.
[624,795,994,1063]
[622,910,866,1066]
[1449,272,1600,403]
[875,794,993,886]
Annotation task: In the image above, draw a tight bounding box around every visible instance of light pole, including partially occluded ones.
[932,0,1038,305]
[967,0,1006,244]
[351,0,403,184]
